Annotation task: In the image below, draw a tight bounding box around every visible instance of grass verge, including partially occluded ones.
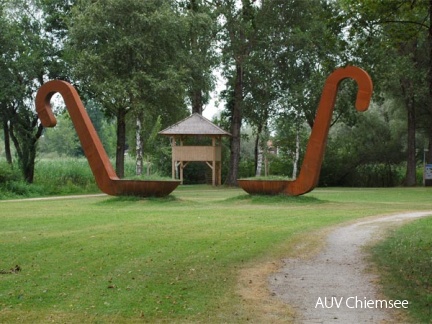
[370,216,432,323]
[0,186,432,323]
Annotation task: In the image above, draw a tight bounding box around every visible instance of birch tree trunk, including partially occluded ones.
[292,126,300,180]
[256,140,263,177]
[135,115,143,176]
[3,120,12,164]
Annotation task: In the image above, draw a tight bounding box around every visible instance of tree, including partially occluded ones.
[218,0,350,183]
[39,97,117,158]
[217,0,259,185]
[342,0,430,186]
[68,0,188,177]
[321,101,405,187]
[0,4,13,164]
[179,0,219,115]
[39,112,80,156]
[242,34,278,175]
[0,0,53,182]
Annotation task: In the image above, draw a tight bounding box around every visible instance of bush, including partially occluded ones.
[0,162,21,183]
[238,158,255,179]
[0,162,47,198]
[345,163,405,187]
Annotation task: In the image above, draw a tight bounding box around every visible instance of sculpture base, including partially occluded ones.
[237,179,290,195]
[112,180,180,197]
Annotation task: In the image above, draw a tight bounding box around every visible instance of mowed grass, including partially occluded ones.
[0,186,431,323]
[371,216,432,323]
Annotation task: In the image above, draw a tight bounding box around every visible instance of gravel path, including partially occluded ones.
[0,194,106,203]
[269,211,432,323]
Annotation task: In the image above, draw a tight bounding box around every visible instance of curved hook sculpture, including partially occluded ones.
[238,66,373,196]
[36,80,180,197]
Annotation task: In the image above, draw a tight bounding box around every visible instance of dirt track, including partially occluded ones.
[269,211,432,323]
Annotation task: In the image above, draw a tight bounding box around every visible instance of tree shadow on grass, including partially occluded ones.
[96,194,180,205]
[224,194,327,205]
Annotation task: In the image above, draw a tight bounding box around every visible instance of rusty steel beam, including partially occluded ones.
[238,66,373,196]
[36,80,179,197]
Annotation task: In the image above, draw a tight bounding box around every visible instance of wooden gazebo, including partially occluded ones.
[159,113,231,186]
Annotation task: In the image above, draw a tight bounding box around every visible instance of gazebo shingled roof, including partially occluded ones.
[159,113,231,136]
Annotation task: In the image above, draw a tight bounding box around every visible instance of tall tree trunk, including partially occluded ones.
[191,89,203,115]
[405,95,417,186]
[115,108,127,178]
[223,0,254,185]
[225,63,243,186]
[24,139,37,183]
[189,0,204,115]
[24,121,44,183]
[427,0,432,178]
[9,119,43,183]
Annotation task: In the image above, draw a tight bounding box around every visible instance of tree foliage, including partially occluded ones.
[67,0,189,177]
[0,0,52,182]
[341,0,430,186]
[178,0,219,115]
[1,0,431,188]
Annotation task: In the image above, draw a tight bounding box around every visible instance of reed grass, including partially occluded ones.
[33,158,98,195]
[0,156,167,198]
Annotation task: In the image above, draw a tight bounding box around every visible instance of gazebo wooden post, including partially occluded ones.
[171,136,176,180]
[180,138,184,184]
[212,136,216,186]
[180,163,184,184]
[218,136,222,185]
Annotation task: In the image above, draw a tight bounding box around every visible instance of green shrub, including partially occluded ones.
[0,162,21,183]
[238,158,255,178]
[0,162,41,198]
[3,181,44,197]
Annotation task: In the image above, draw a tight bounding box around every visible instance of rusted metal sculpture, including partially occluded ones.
[36,80,180,197]
[238,66,373,196]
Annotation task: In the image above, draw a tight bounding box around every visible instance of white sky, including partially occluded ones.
[203,92,223,120]
[202,69,226,120]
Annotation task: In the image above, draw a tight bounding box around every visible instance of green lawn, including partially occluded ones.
[0,186,431,323]
[371,216,432,323]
